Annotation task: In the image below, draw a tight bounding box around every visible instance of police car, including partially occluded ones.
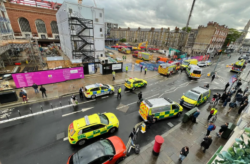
[84,83,115,99]
[124,78,147,90]
[68,113,119,146]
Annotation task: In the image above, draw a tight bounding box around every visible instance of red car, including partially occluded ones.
[67,136,126,164]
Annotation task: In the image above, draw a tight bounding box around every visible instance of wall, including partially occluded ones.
[5,2,57,38]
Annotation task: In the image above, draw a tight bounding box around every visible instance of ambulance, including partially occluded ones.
[231,59,246,72]
[139,98,183,121]
[158,61,181,76]
[181,59,198,69]
[186,65,202,79]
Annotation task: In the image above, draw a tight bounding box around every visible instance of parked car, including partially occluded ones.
[67,136,126,164]
[238,55,249,60]
[197,61,211,67]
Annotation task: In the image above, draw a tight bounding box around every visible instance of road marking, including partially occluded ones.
[63,137,68,141]
[101,96,109,99]
[214,82,219,84]
[62,107,93,117]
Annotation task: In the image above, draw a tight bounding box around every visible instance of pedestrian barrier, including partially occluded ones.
[134,62,160,72]
[105,46,118,51]
[123,63,132,72]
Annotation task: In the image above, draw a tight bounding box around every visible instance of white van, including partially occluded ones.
[186,65,202,79]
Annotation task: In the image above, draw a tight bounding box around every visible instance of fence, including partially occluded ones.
[105,46,118,51]
[122,63,132,72]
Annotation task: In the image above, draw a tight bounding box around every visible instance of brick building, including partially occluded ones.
[5,0,61,42]
[192,22,228,56]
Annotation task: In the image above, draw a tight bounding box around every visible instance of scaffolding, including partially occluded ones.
[69,17,95,63]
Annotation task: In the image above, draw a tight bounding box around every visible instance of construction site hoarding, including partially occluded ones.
[12,67,84,88]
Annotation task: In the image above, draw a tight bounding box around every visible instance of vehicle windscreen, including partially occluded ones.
[103,84,109,88]
[182,61,189,66]
[193,70,201,74]
[98,114,109,125]
[184,91,200,101]
[73,139,115,164]
[234,64,242,68]
[126,81,131,84]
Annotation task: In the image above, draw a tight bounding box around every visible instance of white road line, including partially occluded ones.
[78,99,96,105]
[148,84,153,86]
[146,94,160,99]
[63,137,68,141]
[101,96,109,99]
[62,107,93,117]
[214,82,219,84]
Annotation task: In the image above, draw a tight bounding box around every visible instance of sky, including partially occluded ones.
[58,0,250,38]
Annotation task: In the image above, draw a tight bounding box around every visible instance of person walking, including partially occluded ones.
[236,79,242,90]
[241,95,248,105]
[211,73,216,82]
[40,85,47,98]
[235,93,243,107]
[138,91,142,102]
[227,101,237,114]
[112,71,115,81]
[244,87,249,95]
[192,109,200,123]
[179,146,189,162]
[223,96,231,107]
[220,92,227,103]
[144,67,147,75]
[200,135,212,153]
[224,82,230,91]
[79,87,84,99]
[126,66,128,73]
[216,123,229,138]
[146,114,155,129]
[19,90,28,103]
[207,108,217,121]
[117,86,121,99]
[236,88,243,95]
[124,55,126,61]
[238,101,248,114]
[122,55,124,61]
[180,97,184,107]
[206,122,216,136]
[32,83,39,93]
[140,65,143,72]
[129,128,136,146]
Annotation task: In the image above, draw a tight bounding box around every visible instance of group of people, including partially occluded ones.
[122,55,127,61]
[19,84,47,103]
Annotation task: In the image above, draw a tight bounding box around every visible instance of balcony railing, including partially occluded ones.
[1,29,13,34]
[0,17,10,23]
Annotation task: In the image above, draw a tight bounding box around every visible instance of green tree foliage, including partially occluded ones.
[120,38,126,42]
[182,27,192,32]
[223,28,242,48]
[215,128,250,164]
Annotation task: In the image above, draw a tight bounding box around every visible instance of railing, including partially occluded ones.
[0,29,13,34]
[14,33,22,36]
[0,17,10,23]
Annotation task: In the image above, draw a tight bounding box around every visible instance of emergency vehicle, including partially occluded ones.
[139,98,183,121]
[68,113,119,146]
[181,86,211,108]
[158,61,181,76]
[84,83,115,99]
[181,59,198,69]
[124,78,147,90]
[132,52,153,61]
[118,47,131,54]
[231,59,246,72]
[186,65,202,79]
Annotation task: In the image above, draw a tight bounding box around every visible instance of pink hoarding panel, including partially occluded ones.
[12,67,84,88]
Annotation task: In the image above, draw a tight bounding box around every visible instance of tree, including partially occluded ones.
[182,27,192,32]
[223,28,242,48]
[120,38,126,42]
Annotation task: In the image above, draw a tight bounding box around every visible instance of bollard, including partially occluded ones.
[41,106,43,111]
[152,135,164,156]
[30,108,33,114]
[60,101,62,106]
[6,115,9,119]
[18,110,21,116]
[51,103,53,109]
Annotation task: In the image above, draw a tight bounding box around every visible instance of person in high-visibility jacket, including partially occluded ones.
[117,86,122,99]
[126,66,128,73]
[207,108,217,121]
[112,71,115,81]
[145,67,147,75]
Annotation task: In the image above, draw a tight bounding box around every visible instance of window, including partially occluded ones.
[51,21,59,34]
[172,104,179,110]
[203,91,209,97]
[19,17,31,32]
[35,19,46,33]
[100,28,102,32]
[90,156,110,164]
[100,13,102,17]
[91,125,102,131]
[81,127,92,134]
[101,86,108,90]
[98,114,109,125]
[91,87,100,92]
[153,106,170,113]
[193,70,201,74]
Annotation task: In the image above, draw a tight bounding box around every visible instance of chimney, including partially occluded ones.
[138,27,141,30]
[151,27,155,31]
[128,27,130,30]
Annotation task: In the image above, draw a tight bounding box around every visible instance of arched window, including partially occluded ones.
[51,21,58,34]
[35,19,46,33]
[19,17,31,32]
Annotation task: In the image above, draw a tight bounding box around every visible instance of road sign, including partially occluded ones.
[229,75,237,85]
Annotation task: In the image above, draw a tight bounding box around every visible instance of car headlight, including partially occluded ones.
[117,122,119,126]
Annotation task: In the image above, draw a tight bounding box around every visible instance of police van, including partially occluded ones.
[186,65,202,79]
[84,83,115,99]
[181,86,211,108]
[139,98,183,121]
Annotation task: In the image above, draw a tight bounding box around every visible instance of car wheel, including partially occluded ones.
[77,139,86,146]
[109,91,114,94]
[91,95,96,99]
[115,157,125,164]
[177,112,182,117]
[109,127,117,134]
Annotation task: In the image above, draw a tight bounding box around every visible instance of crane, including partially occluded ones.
[169,47,180,56]
[133,41,148,50]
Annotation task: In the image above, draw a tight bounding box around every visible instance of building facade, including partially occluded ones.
[241,39,250,52]
[0,0,13,41]
[57,2,105,63]
[182,29,198,55]
[105,22,118,37]
[192,22,228,56]
[110,27,187,50]
[5,1,61,40]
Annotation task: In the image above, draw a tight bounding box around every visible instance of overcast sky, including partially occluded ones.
[60,0,250,38]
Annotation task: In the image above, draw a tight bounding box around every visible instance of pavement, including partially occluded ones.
[0,53,246,164]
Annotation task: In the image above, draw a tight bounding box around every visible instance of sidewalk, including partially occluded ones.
[122,102,240,164]
[0,70,158,108]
